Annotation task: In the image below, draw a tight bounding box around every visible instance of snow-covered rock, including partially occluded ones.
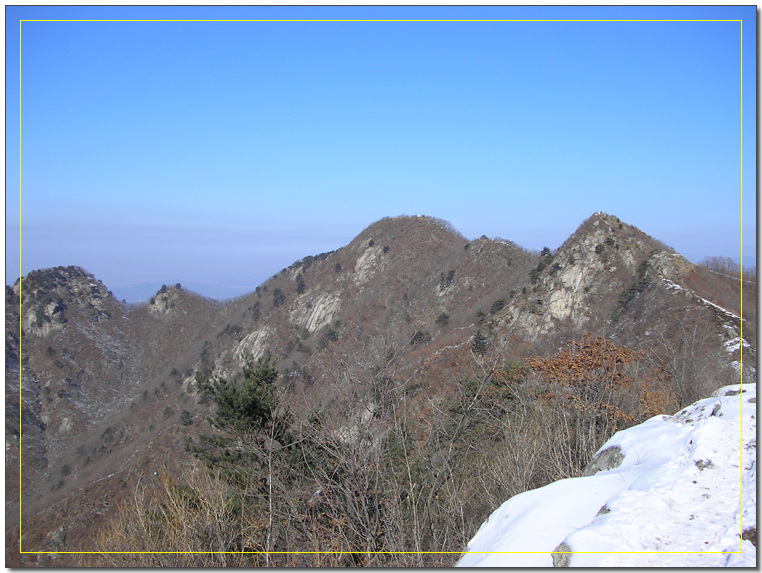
[457,383,757,567]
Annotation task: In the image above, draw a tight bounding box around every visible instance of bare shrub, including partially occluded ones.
[77,468,257,567]
[699,256,742,277]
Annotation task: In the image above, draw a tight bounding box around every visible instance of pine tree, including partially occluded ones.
[190,353,293,474]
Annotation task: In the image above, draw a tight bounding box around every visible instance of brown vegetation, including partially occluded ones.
[75,332,673,567]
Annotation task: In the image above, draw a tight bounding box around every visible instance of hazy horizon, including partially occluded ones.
[8,211,756,304]
[7,6,756,299]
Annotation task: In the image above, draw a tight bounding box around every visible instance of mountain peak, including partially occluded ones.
[561,212,672,258]
[587,210,622,223]
[352,215,467,248]
[146,282,206,316]
[575,211,629,237]
[17,266,119,337]
[20,265,94,291]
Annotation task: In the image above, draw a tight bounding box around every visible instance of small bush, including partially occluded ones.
[619,259,651,309]
[489,299,506,315]
[409,330,432,346]
[318,328,339,350]
[472,331,488,355]
[439,270,456,290]
[272,288,286,308]
[529,261,546,284]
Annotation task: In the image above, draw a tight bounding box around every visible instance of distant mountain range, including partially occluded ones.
[110,280,251,304]
[6,212,756,566]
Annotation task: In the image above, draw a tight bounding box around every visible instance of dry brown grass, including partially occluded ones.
[77,467,260,567]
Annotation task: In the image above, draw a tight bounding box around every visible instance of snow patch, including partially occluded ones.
[725,337,752,354]
[458,383,756,567]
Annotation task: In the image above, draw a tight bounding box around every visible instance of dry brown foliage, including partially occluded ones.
[524,333,675,477]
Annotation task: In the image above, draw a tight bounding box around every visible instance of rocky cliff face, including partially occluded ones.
[8,268,143,519]
[16,271,113,436]
[491,213,674,342]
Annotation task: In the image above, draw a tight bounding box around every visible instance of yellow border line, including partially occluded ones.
[19,19,742,22]
[19,550,740,555]
[18,17,23,557]
[16,16,748,559]
[739,16,745,556]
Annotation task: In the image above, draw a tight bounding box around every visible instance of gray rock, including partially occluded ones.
[596,504,611,517]
[551,542,572,567]
[695,459,714,471]
[582,445,624,476]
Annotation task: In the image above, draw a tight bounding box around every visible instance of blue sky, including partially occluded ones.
[6,5,756,301]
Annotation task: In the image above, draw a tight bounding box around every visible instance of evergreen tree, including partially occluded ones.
[190,353,293,473]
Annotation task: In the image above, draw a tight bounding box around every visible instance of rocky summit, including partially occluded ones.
[6,213,756,567]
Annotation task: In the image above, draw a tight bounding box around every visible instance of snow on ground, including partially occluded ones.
[457,383,757,567]
[725,337,753,354]
[661,277,744,323]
